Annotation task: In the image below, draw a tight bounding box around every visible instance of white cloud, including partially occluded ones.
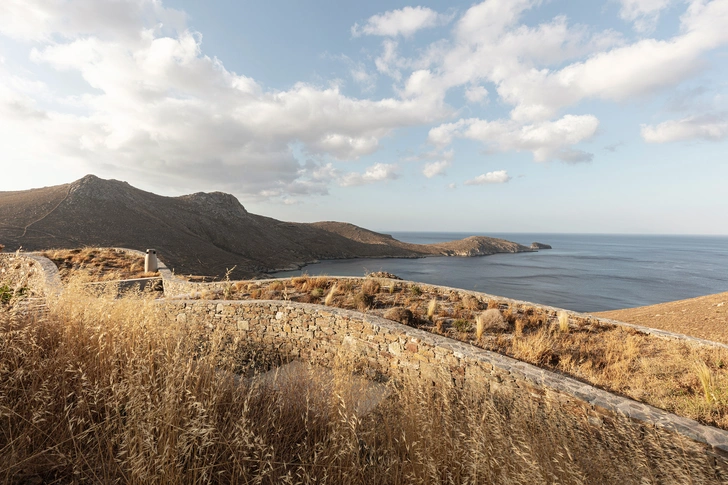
[641,114,728,142]
[3,0,728,199]
[0,0,453,198]
[429,114,600,163]
[423,160,451,178]
[464,170,511,185]
[339,163,399,186]
[619,0,671,33]
[0,0,186,42]
[352,6,449,38]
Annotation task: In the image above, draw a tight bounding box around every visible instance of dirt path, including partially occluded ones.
[594,292,728,344]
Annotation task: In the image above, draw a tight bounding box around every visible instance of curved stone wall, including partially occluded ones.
[0,252,62,297]
[164,298,728,460]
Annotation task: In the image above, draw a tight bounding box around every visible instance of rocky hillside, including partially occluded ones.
[0,175,534,278]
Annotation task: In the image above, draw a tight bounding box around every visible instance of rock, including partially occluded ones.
[367,271,402,280]
[531,242,552,250]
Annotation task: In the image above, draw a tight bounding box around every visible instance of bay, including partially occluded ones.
[271,233,728,312]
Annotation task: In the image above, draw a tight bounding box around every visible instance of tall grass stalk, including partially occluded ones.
[427,298,438,320]
[695,361,715,403]
[324,283,337,306]
[558,311,570,333]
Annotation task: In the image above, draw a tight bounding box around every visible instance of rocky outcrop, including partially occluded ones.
[431,236,532,256]
[531,242,552,249]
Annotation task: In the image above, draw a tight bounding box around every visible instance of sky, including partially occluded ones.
[1,0,727,234]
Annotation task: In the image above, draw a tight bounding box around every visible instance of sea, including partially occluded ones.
[271,233,728,313]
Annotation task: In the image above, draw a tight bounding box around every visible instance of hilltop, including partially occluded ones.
[0,175,534,278]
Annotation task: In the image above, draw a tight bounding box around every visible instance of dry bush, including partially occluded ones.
[353,292,374,311]
[476,309,509,339]
[384,307,414,325]
[268,281,284,291]
[361,279,380,296]
[462,295,482,311]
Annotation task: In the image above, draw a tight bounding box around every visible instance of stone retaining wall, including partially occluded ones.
[162,274,728,351]
[165,299,728,462]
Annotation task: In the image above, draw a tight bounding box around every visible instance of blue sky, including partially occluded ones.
[1,0,727,234]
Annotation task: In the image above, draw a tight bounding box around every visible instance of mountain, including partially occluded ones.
[0,175,533,278]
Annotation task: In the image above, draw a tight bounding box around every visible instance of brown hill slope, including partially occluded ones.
[0,175,534,278]
[593,292,728,344]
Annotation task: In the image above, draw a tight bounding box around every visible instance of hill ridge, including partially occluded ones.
[1,176,535,278]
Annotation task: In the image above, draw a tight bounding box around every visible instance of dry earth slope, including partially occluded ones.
[0,175,534,278]
[594,292,728,344]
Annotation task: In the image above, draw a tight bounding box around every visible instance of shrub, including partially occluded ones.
[462,295,482,311]
[453,319,471,333]
[0,284,13,305]
[353,291,374,311]
[384,307,414,325]
[362,279,380,295]
[410,285,422,296]
[476,309,508,339]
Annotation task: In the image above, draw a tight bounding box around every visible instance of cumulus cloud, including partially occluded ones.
[352,6,450,38]
[464,170,511,185]
[641,114,728,142]
[422,160,451,178]
[0,0,452,198]
[429,114,599,163]
[339,163,399,186]
[3,0,728,198]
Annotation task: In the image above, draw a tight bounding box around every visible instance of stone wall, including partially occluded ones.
[162,275,728,351]
[165,298,728,466]
[0,253,61,297]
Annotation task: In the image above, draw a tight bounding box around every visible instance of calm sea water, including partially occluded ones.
[272,233,728,312]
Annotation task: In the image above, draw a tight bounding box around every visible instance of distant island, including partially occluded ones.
[0,175,546,279]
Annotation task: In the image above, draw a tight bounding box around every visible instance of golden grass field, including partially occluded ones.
[0,281,719,484]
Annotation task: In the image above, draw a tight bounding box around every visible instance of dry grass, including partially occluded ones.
[43,247,158,282]
[427,298,438,320]
[211,276,728,431]
[0,288,719,484]
[558,311,570,333]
